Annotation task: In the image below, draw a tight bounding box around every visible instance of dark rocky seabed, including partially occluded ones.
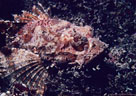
[0,0,136,96]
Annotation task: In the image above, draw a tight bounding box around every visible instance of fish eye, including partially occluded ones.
[71,35,88,51]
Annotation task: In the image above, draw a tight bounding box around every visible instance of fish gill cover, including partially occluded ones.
[0,0,136,96]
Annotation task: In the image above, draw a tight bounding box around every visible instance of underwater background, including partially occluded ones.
[0,0,136,95]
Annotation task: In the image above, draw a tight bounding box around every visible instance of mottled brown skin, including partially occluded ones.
[12,4,107,67]
[0,3,108,96]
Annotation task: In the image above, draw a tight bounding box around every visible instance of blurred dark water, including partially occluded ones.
[0,0,136,95]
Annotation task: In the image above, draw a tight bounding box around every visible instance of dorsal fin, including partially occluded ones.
[32,3,49,20]
[13,11,38,23]
[13,3,49,23]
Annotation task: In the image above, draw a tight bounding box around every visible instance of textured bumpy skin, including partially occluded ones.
[12,4,108,66]
[0,3,108,95]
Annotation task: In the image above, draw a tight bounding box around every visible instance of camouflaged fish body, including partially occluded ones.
[0,3,108,95]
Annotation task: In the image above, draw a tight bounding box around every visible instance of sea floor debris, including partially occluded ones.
[0,3,107,95]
